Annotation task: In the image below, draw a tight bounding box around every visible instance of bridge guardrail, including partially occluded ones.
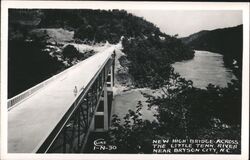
[7,57,86,110]
[36,50,115,153]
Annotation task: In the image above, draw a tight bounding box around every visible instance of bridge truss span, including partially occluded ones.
[39,57,114,153]
[8,46,116,153]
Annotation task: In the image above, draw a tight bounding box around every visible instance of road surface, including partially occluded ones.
[8,45,116,153]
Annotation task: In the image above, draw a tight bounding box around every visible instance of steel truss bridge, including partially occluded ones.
[8,46,117,153]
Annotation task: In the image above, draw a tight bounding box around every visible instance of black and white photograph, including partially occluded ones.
[1,1,249,160]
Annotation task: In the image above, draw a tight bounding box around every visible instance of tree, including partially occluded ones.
[62,44,79,60]
[107,101,158,153]
[107,70,241,153]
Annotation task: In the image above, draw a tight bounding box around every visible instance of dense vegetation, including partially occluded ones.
[107,70,241,153]
[106,25,242,154]
[181,25,243,79]
[8,9,194,97]
[9,9,242,154]
[38,9,162,44]
[8,39,66,98]
[122,35,194,88]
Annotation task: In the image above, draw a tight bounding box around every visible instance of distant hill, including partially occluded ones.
[8,9,194,98]
[37,9,164,44]
[181,25,243,78]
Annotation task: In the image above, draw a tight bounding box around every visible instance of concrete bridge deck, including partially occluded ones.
[8,45,116,153]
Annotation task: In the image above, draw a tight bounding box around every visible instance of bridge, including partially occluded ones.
[8,45,118,153]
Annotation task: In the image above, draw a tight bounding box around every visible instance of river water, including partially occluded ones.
[172,50,237,88]
[112,50,237,120]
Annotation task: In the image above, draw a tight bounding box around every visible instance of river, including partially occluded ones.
[172,50,237,88]
[112,50,237,121]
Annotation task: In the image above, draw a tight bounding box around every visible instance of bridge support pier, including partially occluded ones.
[103,83,109,131]
[92,64,114,132]
[38,52,116,153]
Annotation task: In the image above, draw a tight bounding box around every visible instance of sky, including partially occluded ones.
[128,10,242,37]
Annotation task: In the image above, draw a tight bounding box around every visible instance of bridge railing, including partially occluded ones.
[7,56,87,110]
[36,54,114,153]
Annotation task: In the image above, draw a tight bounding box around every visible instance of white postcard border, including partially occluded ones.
[1,1,249,160]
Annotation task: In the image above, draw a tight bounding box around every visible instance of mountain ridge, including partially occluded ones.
[181,24,243,78]
[8,9,194,97]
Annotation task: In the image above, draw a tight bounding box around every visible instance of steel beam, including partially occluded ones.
[37,55,115,153]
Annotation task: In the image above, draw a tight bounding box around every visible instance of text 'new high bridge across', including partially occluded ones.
[8,45,118,153]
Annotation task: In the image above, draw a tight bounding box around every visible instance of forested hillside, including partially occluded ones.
[8,9,242,153]
[38,9,162,43]
[181,25,243,78]
[8,9,194,97]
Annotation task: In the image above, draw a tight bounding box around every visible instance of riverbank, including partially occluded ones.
[111,49,239,122]
[111,46,162,122]
[172,50,237,88]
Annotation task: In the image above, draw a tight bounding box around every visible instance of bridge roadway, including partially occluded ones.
[8,45,117,153]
